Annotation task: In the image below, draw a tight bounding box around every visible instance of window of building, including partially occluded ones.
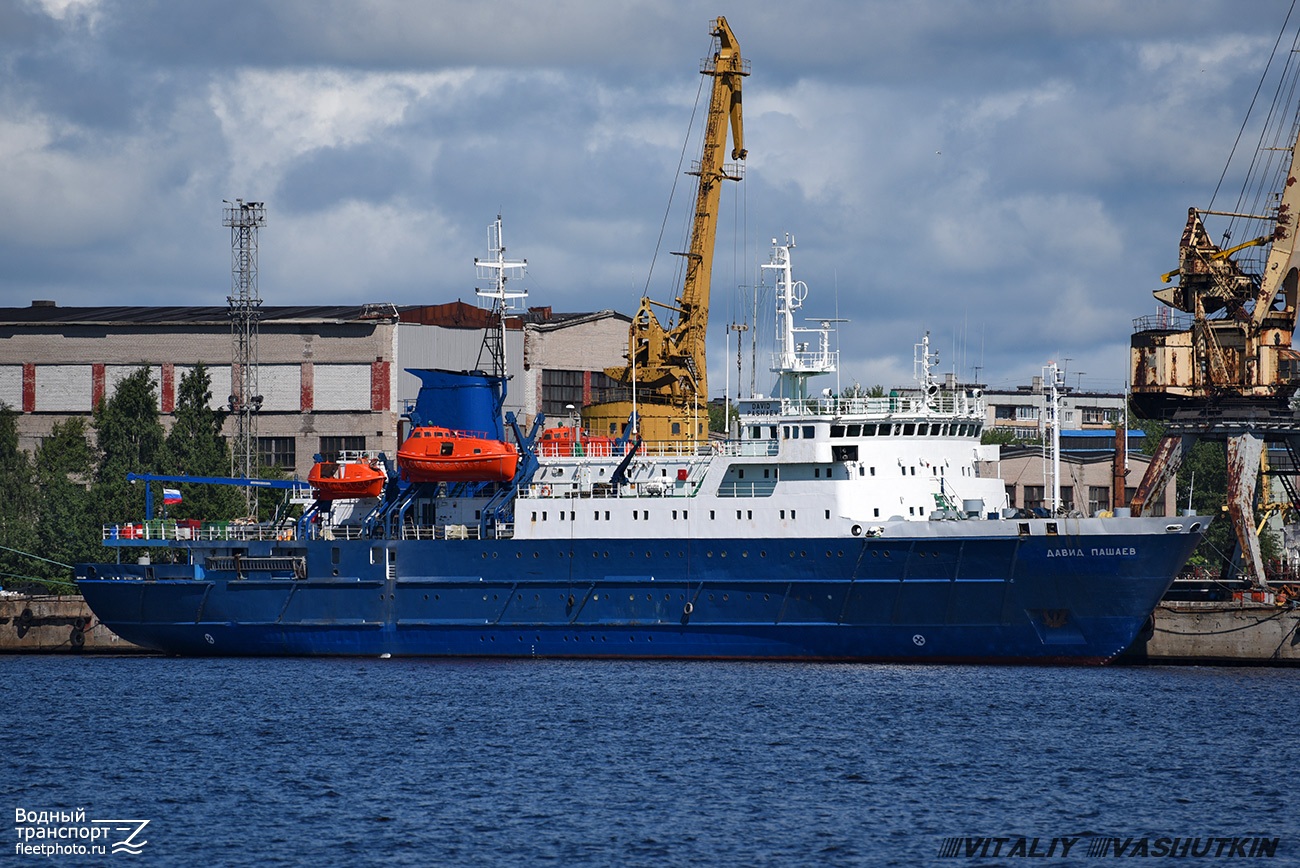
[1005,484,1016,508]
[257,436,296,471]
[994,405,1015,420]
[540,369,585,419]
[319,435,365,461]
[587,371,619,405]
[1016,405,1039,421]
[1088,486,1110,515]
[1081,407,1118,425]
[1024,485,1045,512]
[1060,486,1073,511]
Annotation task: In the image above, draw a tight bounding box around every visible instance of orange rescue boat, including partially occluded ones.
[308,456,388,500]
[397,426,518,483]
[537,426,615,457]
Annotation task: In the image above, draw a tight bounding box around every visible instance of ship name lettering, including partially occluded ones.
[1089,547,1136,557]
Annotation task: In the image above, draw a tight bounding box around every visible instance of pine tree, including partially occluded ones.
[0,403,38,588]
[32,418,98,587]
[92,366,165,524]
[160,363,244,520]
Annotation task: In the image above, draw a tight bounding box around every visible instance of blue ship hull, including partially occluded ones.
[77,526,1202,663]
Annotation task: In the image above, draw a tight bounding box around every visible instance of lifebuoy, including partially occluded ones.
[540,485,552,497]
[851,524,863,537]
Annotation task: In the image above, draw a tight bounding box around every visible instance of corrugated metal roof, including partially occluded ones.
[0,302,401,327]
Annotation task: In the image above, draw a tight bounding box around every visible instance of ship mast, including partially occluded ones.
[765,234,837,401]
[474,215,528,382]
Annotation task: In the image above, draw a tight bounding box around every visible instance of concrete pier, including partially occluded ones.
[0,594,147,653]
[1122,599,1300,665]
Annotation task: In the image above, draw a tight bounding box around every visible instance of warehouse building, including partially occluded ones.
[0,300,629,478]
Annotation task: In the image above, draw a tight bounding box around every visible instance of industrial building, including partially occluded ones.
[981,376,1127,439]
[0,300,629,479]
[988,431,1175,517]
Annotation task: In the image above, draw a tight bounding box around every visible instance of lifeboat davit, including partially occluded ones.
[537,426,615,457]
[308,457,387,500]
[397,426,518,483]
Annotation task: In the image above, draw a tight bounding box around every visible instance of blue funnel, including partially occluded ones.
[407,369,506,440]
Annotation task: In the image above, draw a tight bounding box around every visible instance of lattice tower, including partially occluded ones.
[223,199,266,514]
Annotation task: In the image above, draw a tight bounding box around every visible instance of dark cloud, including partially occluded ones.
[1,0,1297,395]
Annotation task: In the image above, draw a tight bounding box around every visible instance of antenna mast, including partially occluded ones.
[474,215,528,381]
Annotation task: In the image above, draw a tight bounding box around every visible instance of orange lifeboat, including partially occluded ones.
[397,426,518,483]
[308,456,387,500]
[537,426,615,457]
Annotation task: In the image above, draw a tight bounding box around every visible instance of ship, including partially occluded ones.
[74,17,1205,662]
[73,233,1206,662]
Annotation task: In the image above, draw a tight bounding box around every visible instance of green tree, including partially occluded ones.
[0,403,38,588]
[160,363,244,520]
[32,418,98,588]
[980,427,1019,446]
[708,402,739,434]
[92,367,165,524]
[1135,415,1274,574]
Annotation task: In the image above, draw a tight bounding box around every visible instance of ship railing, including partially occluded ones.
[331,450,383,463]
[716,480,778,498]
[400,524,482,541]
[316,525,367,541]
[741,394,985,420]
[527,480,698,499]
[104,520,298,542]
[712,440,779,457]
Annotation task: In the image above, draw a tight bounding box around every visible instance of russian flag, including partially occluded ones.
[162,488,183,505]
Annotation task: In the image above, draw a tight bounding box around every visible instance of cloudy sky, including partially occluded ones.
[2,0,1297,397]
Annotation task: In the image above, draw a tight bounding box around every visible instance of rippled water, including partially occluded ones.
[4,658,1296,865]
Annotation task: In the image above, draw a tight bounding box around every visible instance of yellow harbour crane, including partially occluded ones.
[582,16,747,447]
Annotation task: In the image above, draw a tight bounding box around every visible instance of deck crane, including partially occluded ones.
[583,16,747,447]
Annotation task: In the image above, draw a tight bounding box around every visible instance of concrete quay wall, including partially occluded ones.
[0,595,147,653]
[1123,600,1300,665]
